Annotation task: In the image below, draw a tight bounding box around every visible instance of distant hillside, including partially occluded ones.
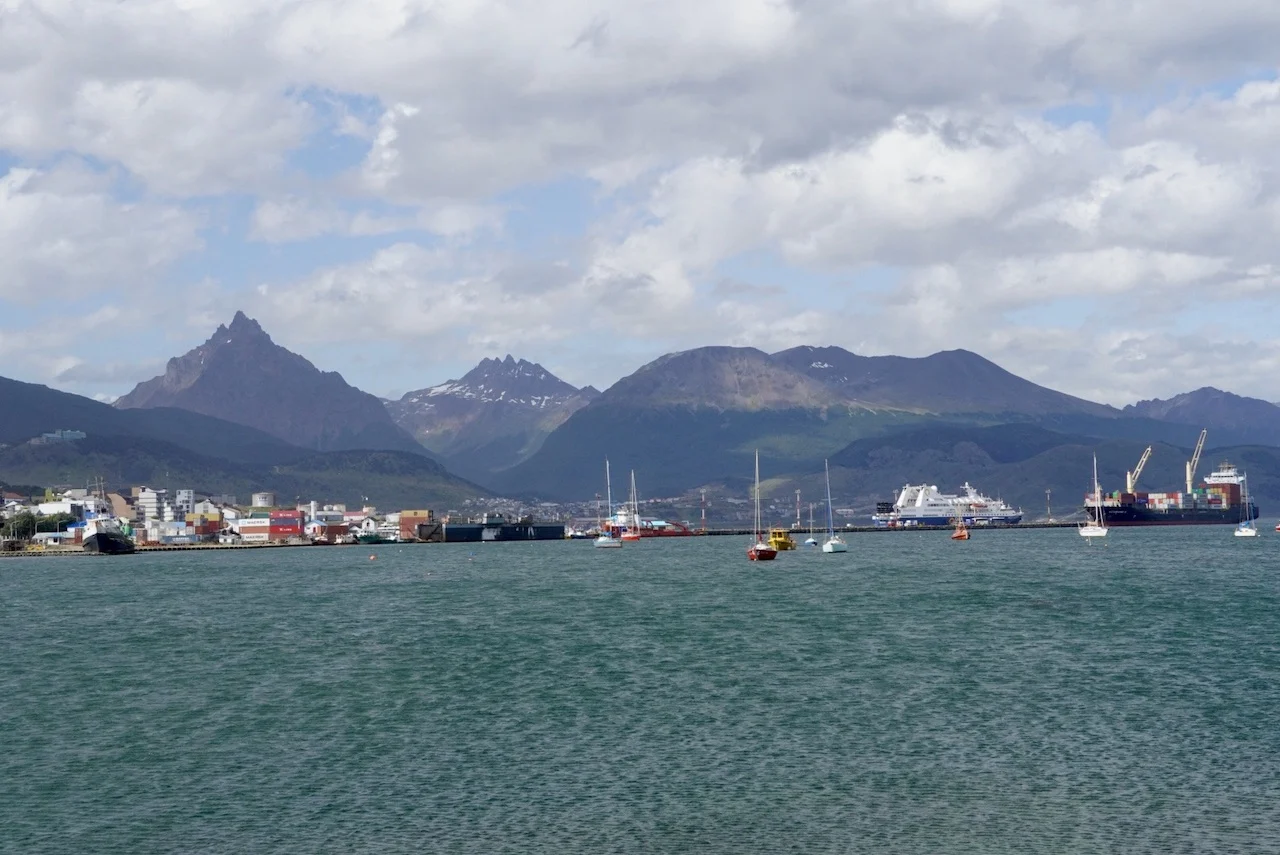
[1124,388,1280,446]
[772,346,1119,416]
[0,435,489,511]
[387,355,597,481]
[494,344,1126,500]
[0,374,306,465]
[116,312,425,455]
[495,404,930,501]
[602,346,845,410]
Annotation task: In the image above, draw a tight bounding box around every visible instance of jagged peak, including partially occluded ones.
[226,310,267,337]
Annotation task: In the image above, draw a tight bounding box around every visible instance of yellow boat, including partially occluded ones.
[768,528,796,551]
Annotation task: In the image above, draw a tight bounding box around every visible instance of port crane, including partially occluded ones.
[1185,429,1208,494]
[1126,446,1152,494]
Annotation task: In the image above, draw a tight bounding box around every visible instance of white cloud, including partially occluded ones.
[248,196,503,242]
[0,165,200,300]
[5,0,1280,407]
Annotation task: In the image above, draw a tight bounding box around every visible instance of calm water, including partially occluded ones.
[3,528,1280,853]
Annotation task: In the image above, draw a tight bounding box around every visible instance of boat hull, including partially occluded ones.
[747,544,778,561]
[82,532,136,555]
[1085,505,1258,526]
[441,522,566,543]
[874,513,1021,527]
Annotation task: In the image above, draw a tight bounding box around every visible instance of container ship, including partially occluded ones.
[1080,432,1259,526]
[872,482,1022,527]
[1085,461,1258,526]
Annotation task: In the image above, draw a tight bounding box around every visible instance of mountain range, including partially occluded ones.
[7,312,1280,517]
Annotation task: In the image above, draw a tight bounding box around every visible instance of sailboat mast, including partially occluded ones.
[754,450,762,538]
[825,459,835,536]
[605,458,613,520]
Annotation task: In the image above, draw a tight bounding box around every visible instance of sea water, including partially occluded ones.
[2,527,1279,853]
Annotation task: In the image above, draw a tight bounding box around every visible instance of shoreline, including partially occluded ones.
[0,521,1115,557]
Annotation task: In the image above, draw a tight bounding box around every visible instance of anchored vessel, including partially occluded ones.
[82,515,136,554]
[441,513,565,542]
[873,482,1022,528]
[1081,431,1259,527]
[1090,461,1259,526]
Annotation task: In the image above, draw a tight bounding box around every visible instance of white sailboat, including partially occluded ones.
[1079,453,1108,540]
[821,459,848,553]
[595,458,622,548]
[620,470,642,541]
[804,502,818,547]
[1235,473,1258,537]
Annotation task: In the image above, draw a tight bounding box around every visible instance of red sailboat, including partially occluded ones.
[747,449,777,561]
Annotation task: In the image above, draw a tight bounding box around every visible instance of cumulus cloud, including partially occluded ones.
[5,0,1280,404]
[0,165,200,300]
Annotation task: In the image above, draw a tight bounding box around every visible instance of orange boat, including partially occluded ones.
[950,515,970,541]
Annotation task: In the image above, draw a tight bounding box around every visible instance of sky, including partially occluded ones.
[3,1,1280,407]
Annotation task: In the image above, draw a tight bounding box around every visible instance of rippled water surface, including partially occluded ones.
[3,528,1280,853]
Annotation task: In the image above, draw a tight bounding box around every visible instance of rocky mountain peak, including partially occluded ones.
[113,313,425,454]
[223,310,267,339]
[386,356,599,480]
[405,356,585,408]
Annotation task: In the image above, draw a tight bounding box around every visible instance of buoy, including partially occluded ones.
[369,554,376,561]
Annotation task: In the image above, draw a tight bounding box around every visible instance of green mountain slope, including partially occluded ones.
[0,375,307,465]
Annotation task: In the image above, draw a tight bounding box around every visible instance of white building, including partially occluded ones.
[251,492,276,508]
[136,487,173,522]
[175,489,195,516]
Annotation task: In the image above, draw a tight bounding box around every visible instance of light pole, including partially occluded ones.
[1046,489,1052,522]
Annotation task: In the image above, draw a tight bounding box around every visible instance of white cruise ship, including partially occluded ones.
[872,482,1022,527]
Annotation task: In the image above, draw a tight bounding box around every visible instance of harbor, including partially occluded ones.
[0,520,1098,557]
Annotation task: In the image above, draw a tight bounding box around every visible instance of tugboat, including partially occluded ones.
[768,528,796,551]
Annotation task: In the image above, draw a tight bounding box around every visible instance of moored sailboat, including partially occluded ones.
[594,459,623,548]
[821,459,847,553]
[747,450,777,561]
[620,470,643,541]
[804,503,818,547]
[1079,453,1108,540]
[1235,473,1258,537]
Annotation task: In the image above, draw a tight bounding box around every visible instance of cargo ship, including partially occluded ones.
[441,512,565,543]
[872,482,1022,527]
[1085,460,1259,526]
[82,514,136,554]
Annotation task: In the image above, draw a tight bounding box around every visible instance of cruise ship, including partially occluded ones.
[872,482,1023,527]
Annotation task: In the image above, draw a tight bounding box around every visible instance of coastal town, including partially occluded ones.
[0,467,860,554]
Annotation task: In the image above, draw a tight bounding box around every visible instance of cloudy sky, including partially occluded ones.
[2,0,1280,406]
